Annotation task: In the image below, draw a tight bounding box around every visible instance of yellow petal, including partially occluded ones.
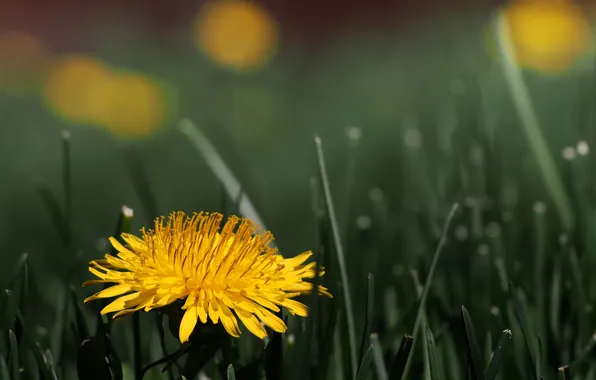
[207,292,220,324]
[179,304,199,343]
[249,296,280,312]
[109,236,136,256]
[280,299,308,317]
[82,279,109,287]
[318,286,333,298]
[237,310,267,339]
[283,251,312,268]
[120,233,148,252]
[255,308,286,333]
[197,289,209,324]
[219,304,241,338]
[111,309,137,319]
[101,292,142,314]
[84,284,131,303]
[182,292,196,310]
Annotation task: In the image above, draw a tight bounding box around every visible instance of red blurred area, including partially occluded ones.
[0,0,504,48]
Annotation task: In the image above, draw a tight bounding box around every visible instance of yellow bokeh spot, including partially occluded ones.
[45,55,114,124]
[0,31,51,95]
[45,55,170,137]
[502,0,593,73]
[194,0,279,71]
[101,72,169,137]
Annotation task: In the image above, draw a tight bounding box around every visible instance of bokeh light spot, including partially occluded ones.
[45,55,171,138]
[0,31,51,96]
[45,55,114,125]
[194,0,279,72]
[102,72,170,137]
[502,0,593,73]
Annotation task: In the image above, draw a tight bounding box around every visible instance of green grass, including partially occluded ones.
[2,8,596,380]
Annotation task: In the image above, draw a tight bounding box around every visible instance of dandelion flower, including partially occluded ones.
[84,211,331,343]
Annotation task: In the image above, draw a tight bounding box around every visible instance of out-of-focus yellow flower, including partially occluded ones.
[502,0,593,73]
[45,55,114,124]
[45,55,170,137]
[84,211,331,342]
[0,31,51,96]
[101,72,169,137]
[194,0,279,72]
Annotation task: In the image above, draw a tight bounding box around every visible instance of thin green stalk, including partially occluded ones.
[315,136,358,377]
[178,119,269,231]
[370,333,389,380]
[402,203,460,379]
[493,12,574,232]
[533,203,546,363]
[341,127,361,247]
[133,313,142,380]
[61,129,72,246]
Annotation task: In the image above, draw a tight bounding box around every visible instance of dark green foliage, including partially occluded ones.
[4,22,596,379]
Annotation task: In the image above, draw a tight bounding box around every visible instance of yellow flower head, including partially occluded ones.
[84,211,331,342]
[502,0,593,73]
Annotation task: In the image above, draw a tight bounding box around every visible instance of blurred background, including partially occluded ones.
[3,0,596,375]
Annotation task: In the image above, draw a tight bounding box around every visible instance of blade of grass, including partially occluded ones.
[154,314,174,380]
[69,285,90,342]
[178,119,269,231]
[484,332,492,373]
[359,273,375,364]
[426,326,442,380]
[61,129,72,247]
[77,337,116,380]
[509,282,536,374]
[567,332,596,371]
[461,306,486,380]
[265,309,283,380]
[402,203,460,379]
[227,364,236,380]
[549,256,562,345]
[314,135,357,377]
[49,286,66,368]
[0,355,8,380]
[132,313,141,380]
[333,319,345,380]
[443,333,464,380]
[370,333,388,380]
[567,247,589,345]
[8,329,19,380]
[0,290,16,331]
[492,12,574,232]
[536,336,542,380]
[35,185,69,246]
[557,366,570,379]
[317,299,339,380]
[11,254,28,340]
[15,310,57,380]
[356,344,374,380]
[486,329,512,380]
[389,335,414,380]
[533,203,546,364]
[340,126,361,247]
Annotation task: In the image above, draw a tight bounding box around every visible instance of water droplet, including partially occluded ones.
[562,146,577,160]
[533,201,547,214]
[355,215,372,230]
[404,128,422,148]
[577,140,590,156]
[345,126,362,141]
[369,188,384,202]
[454,225,469,241]
[485,222,501,238]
